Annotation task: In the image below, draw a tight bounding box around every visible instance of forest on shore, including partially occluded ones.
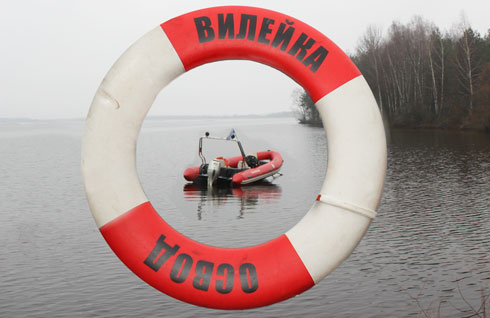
[294,16,490,131]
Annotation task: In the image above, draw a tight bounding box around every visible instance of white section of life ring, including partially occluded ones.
[82,27,184,227]
[285,75,386,283]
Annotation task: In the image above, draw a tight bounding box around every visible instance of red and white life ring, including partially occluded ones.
[82,6,386,309]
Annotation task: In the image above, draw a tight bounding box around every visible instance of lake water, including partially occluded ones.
[1,117,489,317]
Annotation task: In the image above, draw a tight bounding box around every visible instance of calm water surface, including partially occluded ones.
[1,118,489,317]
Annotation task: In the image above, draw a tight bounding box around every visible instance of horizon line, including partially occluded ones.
[0,111,296,122]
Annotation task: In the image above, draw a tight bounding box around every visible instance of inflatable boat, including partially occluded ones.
[184,131,283,188]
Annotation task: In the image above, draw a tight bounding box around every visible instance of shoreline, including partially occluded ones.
[297,120,490,134]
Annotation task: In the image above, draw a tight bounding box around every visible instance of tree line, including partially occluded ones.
[294,16,490,131]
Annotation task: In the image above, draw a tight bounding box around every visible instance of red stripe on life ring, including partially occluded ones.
[100,202,314,309]
[161,6,360,102]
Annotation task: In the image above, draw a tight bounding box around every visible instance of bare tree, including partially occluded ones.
[428,27,446,118]
[325,14,490,130]
[291,89,319,125]
[358,25,385,114]
[453,14,482,118]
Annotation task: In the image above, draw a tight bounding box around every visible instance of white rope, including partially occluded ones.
[316,194,377,219]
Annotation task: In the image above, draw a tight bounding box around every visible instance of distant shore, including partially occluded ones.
[297,118,490,133]
[0,111,295,123]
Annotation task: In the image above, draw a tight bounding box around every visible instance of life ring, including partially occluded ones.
[82,6,386,309]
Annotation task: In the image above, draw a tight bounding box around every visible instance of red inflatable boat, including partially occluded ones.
[183,131,283,187]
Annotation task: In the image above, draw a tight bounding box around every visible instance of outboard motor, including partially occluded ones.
[207,159,222,188]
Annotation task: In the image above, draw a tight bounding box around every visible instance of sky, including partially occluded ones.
[1,0,489,119]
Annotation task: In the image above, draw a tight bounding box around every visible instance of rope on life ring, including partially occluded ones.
[82,6,386,310]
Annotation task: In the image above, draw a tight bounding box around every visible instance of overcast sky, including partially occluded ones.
[1,0,489,119]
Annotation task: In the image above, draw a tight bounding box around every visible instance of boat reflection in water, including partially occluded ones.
[183,182,282,220]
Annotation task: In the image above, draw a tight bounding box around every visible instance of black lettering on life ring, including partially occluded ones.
[239,263,259,293]
[236,14,257,41]
[193,13,329,73]
[193,260,214,291]
[143,235,180,272]
[194,16,215,43]
[215,263,234,294]
[145,235,259,293]
[170,253,193,283]
[218,13,234,39]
